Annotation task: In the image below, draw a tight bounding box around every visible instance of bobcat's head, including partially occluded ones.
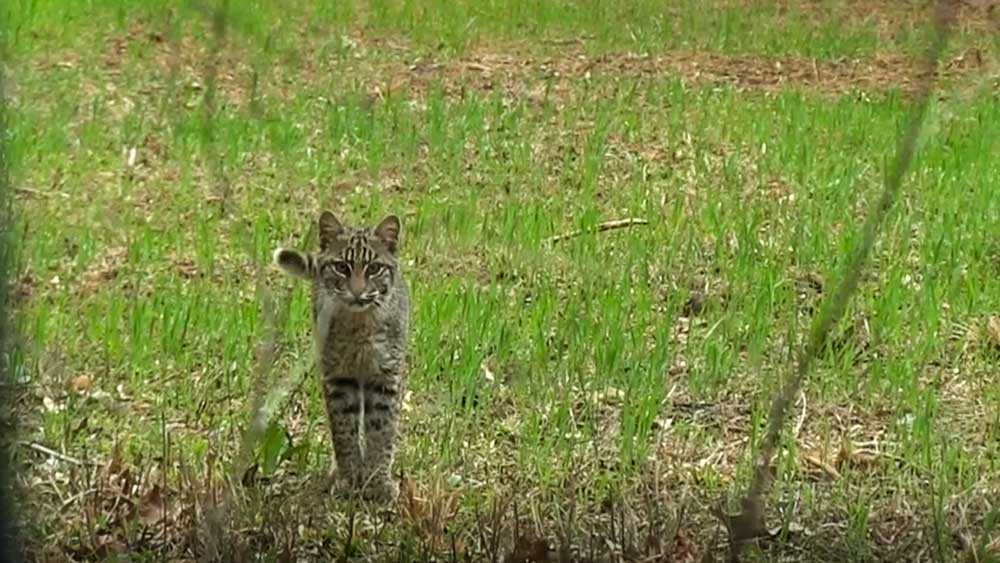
[274,211,402,312]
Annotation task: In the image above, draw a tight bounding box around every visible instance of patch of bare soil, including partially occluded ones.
[791,0,1000,38]
[368,45,997,107]
[44,15,999,147]
[336,0,1000,103]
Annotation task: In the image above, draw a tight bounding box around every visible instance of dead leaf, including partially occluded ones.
[672,530,698,563]
[42,396,62,413]
[481,360,496,383]
[137,484,167,526]
[398,474,461,553]
[592,386,624,405]
[985,316,1000,350]
[175,258,201,279]
[798,271,825,293]
[71,375,92,393]
[507,534,551,563]
[837,444,882,470]
[767,521,812,537]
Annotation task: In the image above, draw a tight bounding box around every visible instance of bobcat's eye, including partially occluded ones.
[366,263,384,277]
[331,261,351,277]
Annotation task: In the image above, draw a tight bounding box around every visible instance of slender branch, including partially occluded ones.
[719,1,959,560]
[546,218,649,245]
[21,442,86,466]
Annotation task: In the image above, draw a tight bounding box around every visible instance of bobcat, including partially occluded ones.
[273,211,409,502]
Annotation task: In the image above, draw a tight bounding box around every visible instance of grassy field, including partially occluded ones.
[5,0,1000,561]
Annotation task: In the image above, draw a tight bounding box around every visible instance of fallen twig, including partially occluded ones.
[801,453,841,481]
[541,35,594,46]
[463,62,493,73]
[793,390,807,438]
[22,441,85,465]
[546,218,649,245]
[14,186,68,198]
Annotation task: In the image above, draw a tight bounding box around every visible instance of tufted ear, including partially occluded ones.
[373,214,401,254]
[318,211,344,251]
[273,248,314,279]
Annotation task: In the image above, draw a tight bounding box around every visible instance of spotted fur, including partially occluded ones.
[274,211,409,502]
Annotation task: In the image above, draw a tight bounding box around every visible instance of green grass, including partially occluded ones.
[7,1,1000,561]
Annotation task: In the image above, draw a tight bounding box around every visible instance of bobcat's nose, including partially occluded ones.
[348,275,367,299]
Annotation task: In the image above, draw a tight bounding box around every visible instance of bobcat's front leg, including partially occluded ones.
[361,377,404,502]
[324,376,363,496]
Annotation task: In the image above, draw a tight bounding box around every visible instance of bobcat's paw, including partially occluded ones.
[361,477,399,503]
